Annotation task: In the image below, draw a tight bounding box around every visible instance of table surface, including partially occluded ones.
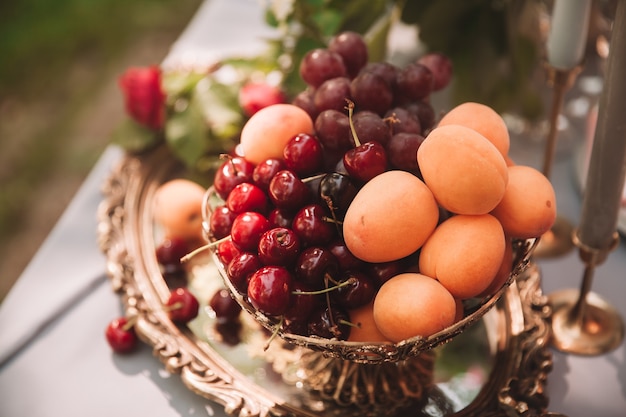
[1,1,625,416]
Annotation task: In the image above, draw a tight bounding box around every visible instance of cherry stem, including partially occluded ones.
[292,277,357,296]
[263,315,284,351]
[164,301,184,312]
[339,319,360,329]
[180,236,230,263]
[325,273,341,286]
[322,216,343,225]
[345,99,361,147]
[122,316,137,332]
[220,154,239,176]
[302,173,326,183]
[323,276,336,335]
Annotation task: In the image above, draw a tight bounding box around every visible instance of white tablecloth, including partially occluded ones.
[1,1,625,416]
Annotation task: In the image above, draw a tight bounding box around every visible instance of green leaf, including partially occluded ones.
[164,96,209,170]
[193,78,245,141]
[312,9,343,37]
[162,71,208,98]
[332,0,389,34]
[363,5,394,62]
[110,118,163,153]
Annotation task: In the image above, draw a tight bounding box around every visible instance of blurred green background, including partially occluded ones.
[0,0,203,301]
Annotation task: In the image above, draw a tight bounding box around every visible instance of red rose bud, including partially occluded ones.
[119,65,166,130]
[239,82,287,117]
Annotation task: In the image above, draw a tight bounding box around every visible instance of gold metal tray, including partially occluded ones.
[97,145,563,417]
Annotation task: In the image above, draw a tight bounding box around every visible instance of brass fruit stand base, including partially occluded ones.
[97,146,562,417]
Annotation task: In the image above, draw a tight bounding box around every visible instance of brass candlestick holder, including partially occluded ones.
[533,66,581,258]
[549,229,624,355]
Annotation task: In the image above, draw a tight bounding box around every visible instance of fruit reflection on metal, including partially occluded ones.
[533,67,580,259]
[549,230,624,355]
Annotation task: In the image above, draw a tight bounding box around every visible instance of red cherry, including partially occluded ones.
[268,208,294,229]
[105,317,138,354]
[230,212,271,252]
[283,133,324,176]
[343,141,387,183]
[268,170,312,211]
[214,156,255,200]
[284,282,321,321]
[247,266,293,316]
[257,227,301,267]
[292,204,337,247]
[327,239,365,271]
[166,287,200,324]
[343,100,388,183]
[252,158,286,192]
[294,246,339,289]
[209,205,237,239]
[226,182,269,214]
[156,236,190,273]
[216,239,242,266]
[333,271,377,310]
[307,306,351,340]
[209,289,242,321]
[227,252,262,294]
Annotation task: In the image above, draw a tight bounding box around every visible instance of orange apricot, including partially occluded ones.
[153,179,207,244]
[347,302,391,343]
[490,165,557,239]
[454,298,465,322]
[477,236,514,298]
[418,214,506,299]
[373,273,457,342]
[417,124,508,215]
[239,104,314,164]
[438,102,510,157]
[343,170,439,263]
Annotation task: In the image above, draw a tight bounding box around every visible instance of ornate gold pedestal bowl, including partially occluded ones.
[98,146,558,417]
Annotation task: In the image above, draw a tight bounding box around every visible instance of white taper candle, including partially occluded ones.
[546,0,592,70]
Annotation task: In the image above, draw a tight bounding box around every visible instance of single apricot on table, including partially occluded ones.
[153,179,207,245]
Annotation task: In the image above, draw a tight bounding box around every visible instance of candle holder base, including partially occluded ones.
[533,215,575,258]
[549,288,624,355]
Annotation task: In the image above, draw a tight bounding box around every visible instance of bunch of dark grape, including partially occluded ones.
[294,31,451,177]
[207,31,453,342]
